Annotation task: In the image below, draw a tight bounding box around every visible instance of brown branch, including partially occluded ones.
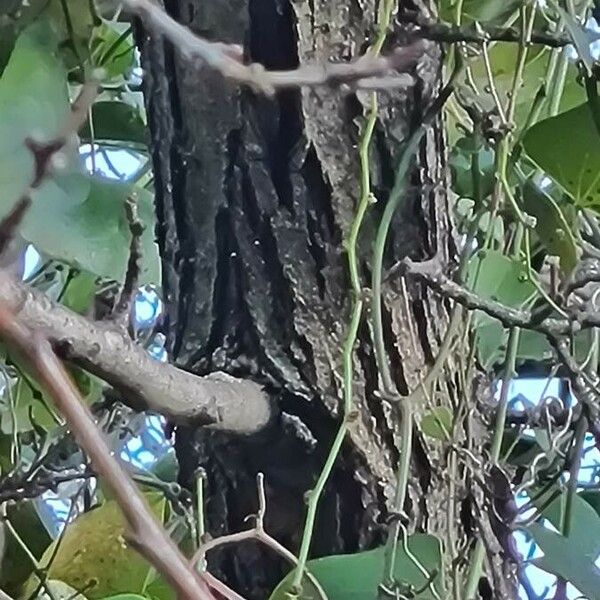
[396,256,600,338]
[0,299,217,600]
[121,0,423,95]
[0,272,270,432]
[112,194,143,325]
[398,11,575,47]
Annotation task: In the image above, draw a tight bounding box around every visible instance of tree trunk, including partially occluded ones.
[138,0,469,597]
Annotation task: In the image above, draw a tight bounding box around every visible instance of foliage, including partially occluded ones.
[270,537,444,600]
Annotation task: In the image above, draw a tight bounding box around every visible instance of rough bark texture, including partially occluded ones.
[139,0,464,597]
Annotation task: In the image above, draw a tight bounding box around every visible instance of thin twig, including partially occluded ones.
[121,0,423,95]
[112,194,144,325]
[191,474,327,600]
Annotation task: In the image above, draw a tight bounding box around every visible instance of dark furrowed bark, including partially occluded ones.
[138,0,479,597]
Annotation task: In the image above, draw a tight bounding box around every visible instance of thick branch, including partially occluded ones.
[0,298,216,600]
[0,274,271,433]
[121,0,422,94]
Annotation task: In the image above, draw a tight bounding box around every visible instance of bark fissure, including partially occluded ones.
[138,0,464,596]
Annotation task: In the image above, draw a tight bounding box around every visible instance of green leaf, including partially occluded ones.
[525,491,600,598]
[448,136,495,201]
[420,407,453,440]
[0,377,59,434]
[536,492,600,558]
[269,536,444,600]
[467,251,536,368]
[523,102,600,208]
[91,23,134,81]
[439,0,522,24]
[25,495,166,599]
[521,180,578,273]
[0,21,89,211]
[1,502,52,594]
[526,523,600,598]
[59,271,98,314]
[464,40,584,132]
[0,25,158,284]
[581,490,600,518]
[81,102,147,146]
[19,178,160,285]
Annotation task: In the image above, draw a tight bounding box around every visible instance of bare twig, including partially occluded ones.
[398,11,579,47]
[395,256,600,337]
[0,470,95,504]
[191,474,327,600]
[0,299,217,600]
[120,0,422,95]
[112,194,143,325]
[0,272,270,432]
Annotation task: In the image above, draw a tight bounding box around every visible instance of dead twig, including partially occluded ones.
[121,0,422,95]
[191,474,327,600]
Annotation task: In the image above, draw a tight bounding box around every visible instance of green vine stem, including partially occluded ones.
[463,326,521,599]
[289,0,396,592]
[372,68,460,586]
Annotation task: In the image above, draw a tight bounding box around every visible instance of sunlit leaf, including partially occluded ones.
[26,495,166,599]
[523,102,600,208]
[91,23,134,81]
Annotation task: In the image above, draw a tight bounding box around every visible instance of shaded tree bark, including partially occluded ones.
[138,0,478,597]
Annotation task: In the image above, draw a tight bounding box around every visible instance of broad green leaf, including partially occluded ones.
[525,491,600,597]
[26,495,166,599]
[581,490,600,519]
[96,596,146,600]
[420,407,453,440]
[0,25,158,284]
[0,21,90,213]
[536,492,600,558]
[0,0,95,75]
[439,0,522,24]
[466,40,584,132]
[269,536,443,600]
[81,102,147,146]
[526,523,600,598]
[59,271,98,314]
[20,178,160,285]
[467,251,536,368]
[523,103,600,208]
[521,180,578,273]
